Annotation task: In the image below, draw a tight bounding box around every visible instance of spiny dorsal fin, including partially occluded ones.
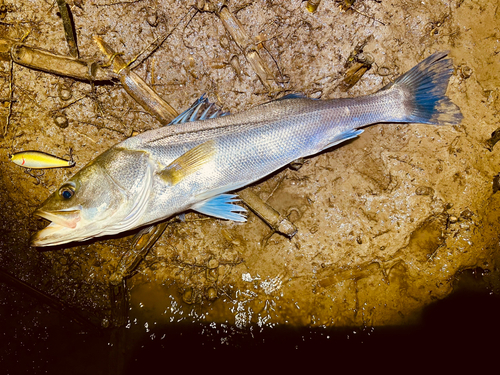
[159,140,216,185]
[169,94,230,125]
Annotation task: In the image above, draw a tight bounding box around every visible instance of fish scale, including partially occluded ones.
[125,92,401,228]
[31,52,463,246]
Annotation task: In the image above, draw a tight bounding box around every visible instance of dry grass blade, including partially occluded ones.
[94,36,178,124]
[215,5,281,94]
[55,0,79,58]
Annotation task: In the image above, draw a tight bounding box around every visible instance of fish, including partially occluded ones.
[31,51,462,247]
[9,150,75,169]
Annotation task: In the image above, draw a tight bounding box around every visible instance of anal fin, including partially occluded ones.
[320,129,364,152]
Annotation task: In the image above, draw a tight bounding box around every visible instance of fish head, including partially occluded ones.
[31,161,127,247]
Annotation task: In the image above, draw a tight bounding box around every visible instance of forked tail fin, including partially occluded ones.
[384,52,463,125]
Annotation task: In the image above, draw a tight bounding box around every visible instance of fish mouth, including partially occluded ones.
[31,207,82,247]
[34,208,81,228]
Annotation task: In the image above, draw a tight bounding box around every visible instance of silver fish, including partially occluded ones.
[31,52,462,246]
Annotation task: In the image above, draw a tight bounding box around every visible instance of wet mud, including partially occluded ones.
[1,0,500,369]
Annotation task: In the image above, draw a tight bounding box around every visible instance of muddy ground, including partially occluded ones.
[1,0,500,371]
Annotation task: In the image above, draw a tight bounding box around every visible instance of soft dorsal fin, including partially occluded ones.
[257,93,310,107]
[169,94,230,125]
[158,140,216,185]
[275,93,308,101]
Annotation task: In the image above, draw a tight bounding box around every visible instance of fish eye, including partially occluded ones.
[59,185,75,199]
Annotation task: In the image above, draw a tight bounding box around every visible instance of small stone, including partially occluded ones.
[207,287,217,300]
[289,158,305,170]
[458,65,472,79]
[146,11,158,27]
[54,114,69,128]
[182,288,193,304]
[415,186,434,196]
[206,267,218,282]
[460,209,473,219]
[207,258,219,269]
[377,66,391,76]
[196,0,206,10]
[219,35,230,49]
[229,55,242,75]
[58,85,72,101]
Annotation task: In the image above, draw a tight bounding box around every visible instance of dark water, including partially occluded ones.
[1,274,499,374]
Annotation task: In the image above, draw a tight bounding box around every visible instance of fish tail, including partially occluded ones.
[385,51,463,125]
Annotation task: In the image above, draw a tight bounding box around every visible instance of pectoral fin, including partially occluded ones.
[159,140,216,185]
[192,194,247,222]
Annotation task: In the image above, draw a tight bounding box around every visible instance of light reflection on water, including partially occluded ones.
[3,272,500,374]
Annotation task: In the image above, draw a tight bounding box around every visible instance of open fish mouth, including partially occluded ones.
[31,208,82,246]
[34,208,81,228]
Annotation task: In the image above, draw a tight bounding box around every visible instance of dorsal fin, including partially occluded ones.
[257,93,310,107]
[276,93,308,101]
[169,94,230,125]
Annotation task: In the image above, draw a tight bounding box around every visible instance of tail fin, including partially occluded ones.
[385,52,463,125]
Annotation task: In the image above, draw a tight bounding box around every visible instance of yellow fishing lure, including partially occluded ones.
[9,150,75,169]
